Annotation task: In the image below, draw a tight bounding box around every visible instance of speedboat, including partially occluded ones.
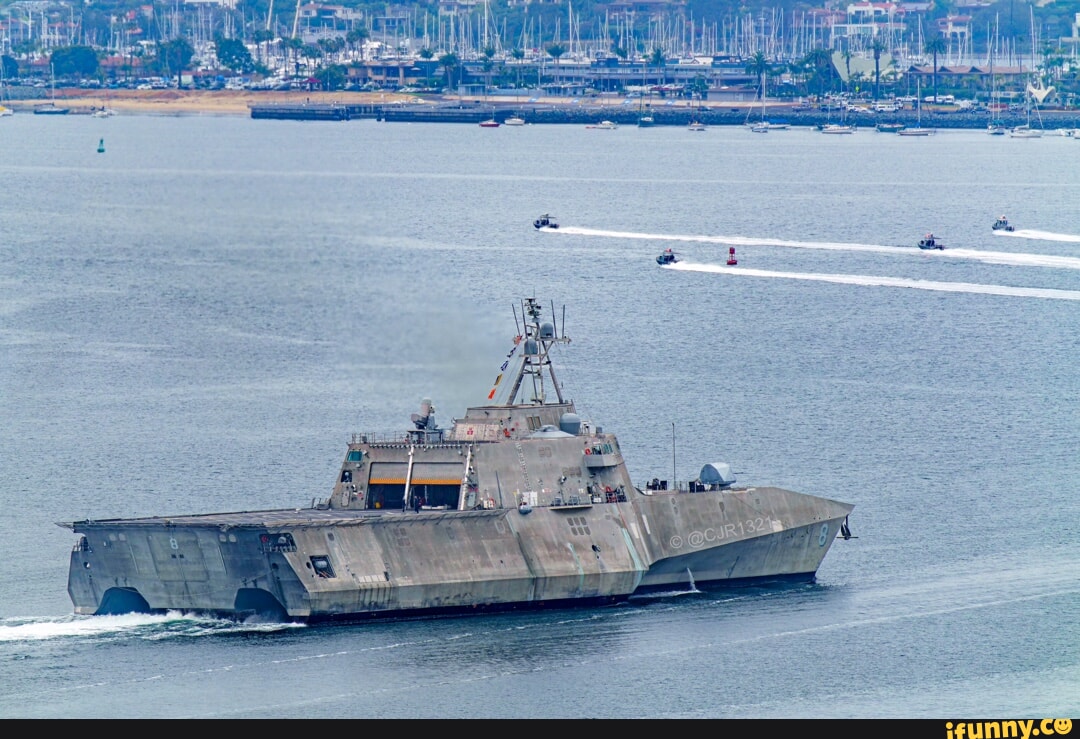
[918,233,944,250]
[533,214,558,230]
[503,116,526,126]
[992,216,1014,232]
[586,120,618,130]
[656,248,679,265]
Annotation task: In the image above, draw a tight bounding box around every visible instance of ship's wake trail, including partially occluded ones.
[0,612,302,642]
[995,229,1080,243]
[665,262,1080,302]
[555,226,1080,270]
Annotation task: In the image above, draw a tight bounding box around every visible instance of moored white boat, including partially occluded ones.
[1009,124,1042,139]
[820,123,855,134]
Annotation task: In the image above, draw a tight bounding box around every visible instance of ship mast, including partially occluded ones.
[501,297,570,406]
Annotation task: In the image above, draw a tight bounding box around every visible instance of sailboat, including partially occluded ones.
[898,80,934,136]
[1010,83,1047,138]
[819,93,854,134]
[987,25,1007,135]
[34,64,70,115]
[748,72,787,132]
[1010,9,1046,139]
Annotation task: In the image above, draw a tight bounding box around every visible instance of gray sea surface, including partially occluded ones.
[1,114,1078,718]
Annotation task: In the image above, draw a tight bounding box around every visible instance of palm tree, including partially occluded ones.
[841,48,853,94]
[346,28,368,61]
[252,29,273,66]
[648,46,665,88]
[511,48,524,88]
[871,39,885,101]
[924,36,947,104]
[745,51,770,99]
[438,52,460,94]
[546,43,565,90]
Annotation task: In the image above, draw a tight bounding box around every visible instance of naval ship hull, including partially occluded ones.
[61,297,854,623]
[64,486,851,621]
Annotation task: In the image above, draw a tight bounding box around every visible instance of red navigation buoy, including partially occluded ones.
[727,247,737,265]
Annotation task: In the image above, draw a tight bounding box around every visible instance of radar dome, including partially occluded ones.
[523,339,539,356]
[559,412,581,435]
[539,322,556,339]
[699,462,735,487]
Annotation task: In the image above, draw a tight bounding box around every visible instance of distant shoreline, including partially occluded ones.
[5,88,1079,130]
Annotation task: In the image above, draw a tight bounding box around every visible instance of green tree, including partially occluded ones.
[156,37,194,86]
[924,35,947,103]
[688,72,708,101]
[314,63,347,91]
[1,54,17,81]
[215,37,256,74]
[802,47,835,97]
[50,46,100,79]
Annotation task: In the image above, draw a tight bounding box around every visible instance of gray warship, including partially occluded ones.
[60,297,854,623]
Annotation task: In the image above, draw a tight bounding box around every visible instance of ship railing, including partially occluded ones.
[349,431,467,446]
[641,480,727,494]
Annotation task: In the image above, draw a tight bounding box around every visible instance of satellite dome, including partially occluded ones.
[539,321,556,339]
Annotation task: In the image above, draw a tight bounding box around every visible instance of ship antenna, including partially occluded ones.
[672,422,676,490]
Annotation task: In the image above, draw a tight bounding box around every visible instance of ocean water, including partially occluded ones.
[1,115,1078,719]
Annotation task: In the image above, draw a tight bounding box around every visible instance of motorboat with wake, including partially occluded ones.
[59,296,854,623]
[918,233,944,250]
[992,216,1014,232]
[533,213,558,230]
[656,248,680,265]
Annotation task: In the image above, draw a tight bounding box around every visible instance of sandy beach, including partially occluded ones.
[5,88,422,115]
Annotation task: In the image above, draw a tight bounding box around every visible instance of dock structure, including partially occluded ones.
[249,103,350,121]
